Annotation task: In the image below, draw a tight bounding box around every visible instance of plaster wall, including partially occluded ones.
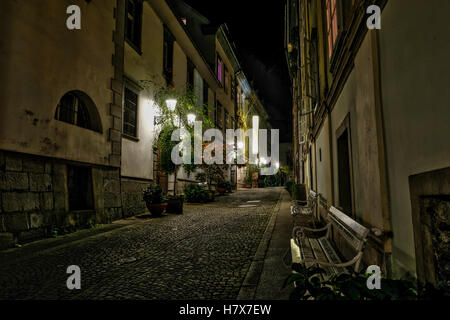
[378,0,450,277]
[0,0,115,166]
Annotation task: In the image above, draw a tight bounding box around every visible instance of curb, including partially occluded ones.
[237,189,284,300]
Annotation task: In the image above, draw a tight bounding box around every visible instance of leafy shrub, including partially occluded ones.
[283,263,447,300]
[184,184,210,203]
[285,180,294,194]
[143,185,167,204]
[217,181,233,193]
[292,184,306,201]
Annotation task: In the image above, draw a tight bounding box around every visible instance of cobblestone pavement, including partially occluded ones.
[0,187,282,300]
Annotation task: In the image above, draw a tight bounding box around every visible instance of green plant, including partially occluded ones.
[283,264,446,300]
[217,180,233,193]
[285,180,294,194]
[184,184,210,203]
[196,163,227,191]
[143,185,167,204]
[292,184,306,201]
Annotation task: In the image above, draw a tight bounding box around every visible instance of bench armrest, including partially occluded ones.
[298,252,363,269]
[292,224,330,239]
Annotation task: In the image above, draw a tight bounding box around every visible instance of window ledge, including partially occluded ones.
[125,39,142,55]
[123,133,139,142]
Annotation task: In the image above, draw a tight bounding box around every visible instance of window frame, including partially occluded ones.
[123,78,142,141]
[54,91,102,133]
[125,0,143,53]
[325,0,345,69]
[163,25,175,87]
[217,54,224,86]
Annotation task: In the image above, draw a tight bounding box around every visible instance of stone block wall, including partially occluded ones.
[121,178,151,218]
[0,150,122,250]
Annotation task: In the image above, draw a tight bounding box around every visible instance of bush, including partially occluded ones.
[292,184,306,201]
[285,180,294,194]
[143,185,167,204]
[184,184,210,203]
[217,181,233,193]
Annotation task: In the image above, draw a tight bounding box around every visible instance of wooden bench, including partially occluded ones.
[290,190,318,217]
[290,206,370,279]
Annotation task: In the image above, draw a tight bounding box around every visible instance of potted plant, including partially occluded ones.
[244,175,252,188]
[166,194,184,214]
[143,185,168,217]
[216,180,227,195]
[184,184,210,203]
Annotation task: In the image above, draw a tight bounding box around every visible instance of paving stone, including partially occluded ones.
[0,188,282,300]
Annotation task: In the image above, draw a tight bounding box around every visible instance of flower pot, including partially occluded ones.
[146,202,168,216]
[166,197,184,214]
[245,183,252,189]
[216,187,226,195]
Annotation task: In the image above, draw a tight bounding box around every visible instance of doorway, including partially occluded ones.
[336,115,354,216]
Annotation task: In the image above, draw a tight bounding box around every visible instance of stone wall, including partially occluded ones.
[121,178,150,218]
[0,150,122,249]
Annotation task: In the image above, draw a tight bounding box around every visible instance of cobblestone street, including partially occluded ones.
[0,188,283,300]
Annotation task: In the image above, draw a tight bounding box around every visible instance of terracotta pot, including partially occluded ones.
[146,202,168,216]
[166,197,184,214]
[216,187,226,194]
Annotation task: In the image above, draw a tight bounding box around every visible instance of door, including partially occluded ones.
[336,115,354,216]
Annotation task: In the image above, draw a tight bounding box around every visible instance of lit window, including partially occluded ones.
[326,0,338,58]
[217,56,223,84]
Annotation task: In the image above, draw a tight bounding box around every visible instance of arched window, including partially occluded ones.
[55,91,102,133]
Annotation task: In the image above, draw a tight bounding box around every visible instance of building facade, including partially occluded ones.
[0,0,271,249]
[285,0,450,285]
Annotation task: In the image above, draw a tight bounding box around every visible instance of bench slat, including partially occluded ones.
[329,206,369,240]
[309,238,335,277]
[318,237,348,275]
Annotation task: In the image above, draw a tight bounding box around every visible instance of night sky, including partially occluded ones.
[183,0,292,142]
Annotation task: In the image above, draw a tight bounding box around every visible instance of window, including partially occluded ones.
[217,55,224,85]
[55,91,102,133]
[68,165,94,211]
[224,66,228,93]
[194,69,204,108]
[163,26,175,86]
[187,58,195,89]
[124,87,138,138]
[224,109,229,130]
[203,83,209,117]
[216,101,223,129]
[326,0,339,58]
[125,0,143,51]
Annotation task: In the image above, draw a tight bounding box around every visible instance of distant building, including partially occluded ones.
[285,0,450,285]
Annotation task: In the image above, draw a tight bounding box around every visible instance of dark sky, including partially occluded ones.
[183,0,292,142]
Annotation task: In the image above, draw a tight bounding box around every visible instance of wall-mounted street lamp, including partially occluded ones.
[166,99,177,112]
[187,113,196,126]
